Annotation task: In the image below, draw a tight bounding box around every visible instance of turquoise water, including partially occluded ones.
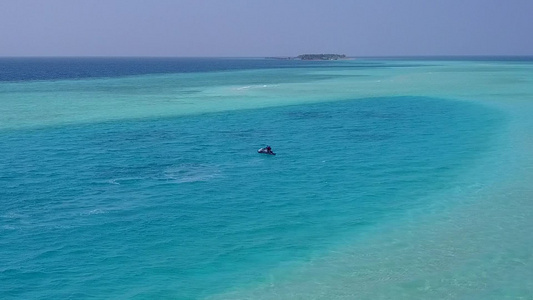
[1,58,532,299]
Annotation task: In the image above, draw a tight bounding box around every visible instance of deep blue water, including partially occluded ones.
[0,57,431,82]
[0,57,334,82]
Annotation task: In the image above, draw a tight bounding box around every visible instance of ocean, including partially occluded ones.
[1,57,532,299]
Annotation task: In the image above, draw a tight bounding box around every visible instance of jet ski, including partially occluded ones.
[258,146,276,155]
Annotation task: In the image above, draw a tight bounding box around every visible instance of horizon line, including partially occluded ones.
[1,54,533,59]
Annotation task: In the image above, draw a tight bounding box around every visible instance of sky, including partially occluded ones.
[1,0,532,57]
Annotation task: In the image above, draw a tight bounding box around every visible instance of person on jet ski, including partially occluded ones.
[258,145,276,155]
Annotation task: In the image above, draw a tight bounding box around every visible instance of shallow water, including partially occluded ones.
[1,58,532,299]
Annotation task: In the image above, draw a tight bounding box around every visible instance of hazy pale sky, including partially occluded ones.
[1,0,532,57]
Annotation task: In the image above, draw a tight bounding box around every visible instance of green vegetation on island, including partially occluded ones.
[297,54,347,60]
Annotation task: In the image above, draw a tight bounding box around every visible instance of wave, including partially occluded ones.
[162,163,221,183]
[234,84,273,91]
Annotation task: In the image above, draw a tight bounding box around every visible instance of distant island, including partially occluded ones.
[266,54,348,61]
[297,54,347,60]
